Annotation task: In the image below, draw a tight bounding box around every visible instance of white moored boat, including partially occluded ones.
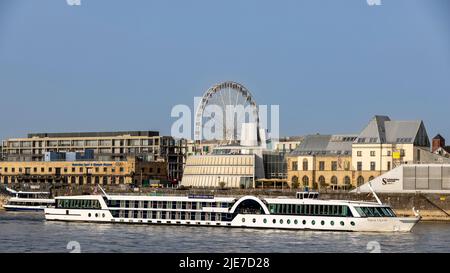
[4,187,55,211]
[44,186,421,232]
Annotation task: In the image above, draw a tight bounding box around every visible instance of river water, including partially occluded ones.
[0,211,449,253]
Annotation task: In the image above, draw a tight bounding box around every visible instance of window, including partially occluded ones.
[291,161,298,171]
[370,151,376,157]
[302,159,308,171]
[331,176,338,185]
[357,151,362,157]
[319,161,325,171]
[370,162,376,171]
[302,176,309,187]
[357,162,362,171]
[318,176,325,186]
[357,176,364,186]
[387,161,391,171]
[344,176,351,185]
[331,161,337,171]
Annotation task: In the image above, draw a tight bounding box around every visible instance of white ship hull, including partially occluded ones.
[44,193,420,233]
[44,208,418,232]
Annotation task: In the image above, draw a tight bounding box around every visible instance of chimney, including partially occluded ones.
[432,134,445,153]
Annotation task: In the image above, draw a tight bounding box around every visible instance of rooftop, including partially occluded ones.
[26,131,160,138]
[289,134,357,156]
[354,115,430,146]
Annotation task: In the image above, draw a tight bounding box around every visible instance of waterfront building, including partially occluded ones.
[182,145,265,188]
[274,136,304,153]
[287,134,357,190]
[352,115,431,186]
[287,115,450,190]
[432,134,450,158]
[354,164,450,194]
[0,156,167,186]
[1,131,186,182]
[186,140,221,156]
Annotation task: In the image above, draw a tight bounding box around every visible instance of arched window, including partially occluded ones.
[103,176,108,185]
[331,176,338,185]
[344,176,351,185]
[357,176,365,186]
[292,176,299,184]
[369,176,375,182]
[94,176,100,185]
[318,176,325,186]
[302,176,309,186]
[79,176,84,185]
[302,159,309,171]
[4,176,8,184]
[71,176,76,184]
[234,199,266,215]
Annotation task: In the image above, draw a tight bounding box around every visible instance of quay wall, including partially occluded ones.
[0,194,9,210]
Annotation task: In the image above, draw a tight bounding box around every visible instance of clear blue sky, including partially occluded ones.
[0,0,449,140]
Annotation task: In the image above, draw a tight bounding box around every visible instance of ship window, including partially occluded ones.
[280,219,283,224]
[311,220,315,225]
[340,221,345,226]
[287,219,291,224]
[252,218,256,223]
[355,207,366,217]
[302,220,306,225]
[273,219,276,224]
[269,204,275,213]
[330,221,334,226]
[263,219,267,224]
[294,220,298,225]
[321,221,325,226]
[351,221,355,226]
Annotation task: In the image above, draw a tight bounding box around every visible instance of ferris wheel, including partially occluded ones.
[194,81,260,143]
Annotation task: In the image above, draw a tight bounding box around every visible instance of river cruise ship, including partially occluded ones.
[44,188,420,232]
[4,187,55,211]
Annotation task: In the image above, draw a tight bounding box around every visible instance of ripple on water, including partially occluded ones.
[1,211,450,253]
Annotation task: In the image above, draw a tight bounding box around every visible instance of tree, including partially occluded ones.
[218,181,226,190]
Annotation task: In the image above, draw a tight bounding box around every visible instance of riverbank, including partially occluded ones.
[0,194,8,210]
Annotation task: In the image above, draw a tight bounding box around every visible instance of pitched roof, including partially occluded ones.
[354,115,430,146]
[433,134,445,141]
[289,134,357,156]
